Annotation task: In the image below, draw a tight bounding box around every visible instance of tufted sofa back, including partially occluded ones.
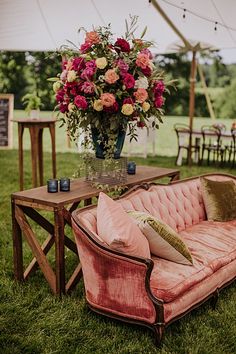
[77,174,234,233]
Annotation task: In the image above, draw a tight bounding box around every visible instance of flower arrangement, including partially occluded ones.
[51,16,174,158]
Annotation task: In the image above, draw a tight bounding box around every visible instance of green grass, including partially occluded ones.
[1,112,236,353]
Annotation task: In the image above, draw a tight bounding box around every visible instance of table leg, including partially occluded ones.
[29,126,39,188]
[54,208,65,295]
[18,124,24,190]
[11,199,24,281]
[38,128,44,186]
[49,123,56,178]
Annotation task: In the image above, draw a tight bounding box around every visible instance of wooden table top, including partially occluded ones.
[12,166,179,207]
[12,118,57,124]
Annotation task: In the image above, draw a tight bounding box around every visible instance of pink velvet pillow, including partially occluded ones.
[97,192,151,258]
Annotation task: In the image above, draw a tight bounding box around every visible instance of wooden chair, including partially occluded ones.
[200,125,226,166]
[227,128,236,168]
[174,123,200,165]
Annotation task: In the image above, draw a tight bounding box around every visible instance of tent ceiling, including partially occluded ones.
[0,0,236,62]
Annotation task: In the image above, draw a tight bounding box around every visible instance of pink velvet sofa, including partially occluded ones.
[71,173,236,344]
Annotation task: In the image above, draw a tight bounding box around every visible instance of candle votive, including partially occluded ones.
[47,179,58,193]
[127,161,136,175]
[60,177,70,192]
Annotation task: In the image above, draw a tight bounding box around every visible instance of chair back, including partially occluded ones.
[174,123,191,147]
[201,125,221,147]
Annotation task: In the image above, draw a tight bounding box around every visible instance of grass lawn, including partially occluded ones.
[0,112,236,353]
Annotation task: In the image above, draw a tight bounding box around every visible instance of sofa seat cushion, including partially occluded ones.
[150,220,236,303]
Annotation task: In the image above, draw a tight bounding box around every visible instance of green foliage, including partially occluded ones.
[214,79,236,119]
[21,92,43,113]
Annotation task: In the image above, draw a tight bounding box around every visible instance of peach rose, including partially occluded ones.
[135,53,150,69]
[142,101,150,112]
[100,93,116,107]
[85,31,100,45]
[134,88,148,103]
[104,69,119,84]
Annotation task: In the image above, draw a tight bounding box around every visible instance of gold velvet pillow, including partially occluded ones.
[200,177,236,221]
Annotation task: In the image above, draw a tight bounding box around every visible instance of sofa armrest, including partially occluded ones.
[72,218,163,325]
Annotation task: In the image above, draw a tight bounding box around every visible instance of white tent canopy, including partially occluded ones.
[0,0,236,63]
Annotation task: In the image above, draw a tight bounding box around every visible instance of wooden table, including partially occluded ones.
[11,166,180,295]
[13,118,56,190]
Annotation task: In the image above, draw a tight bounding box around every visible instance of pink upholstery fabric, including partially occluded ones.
[72,220,156,323]
[97,192,150,258]
[150,220,236,303]
[164,259,236,323]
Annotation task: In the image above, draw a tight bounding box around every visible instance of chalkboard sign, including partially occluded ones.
[0,94,14,148]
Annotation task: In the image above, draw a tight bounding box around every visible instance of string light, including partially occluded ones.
[160,0,236,33]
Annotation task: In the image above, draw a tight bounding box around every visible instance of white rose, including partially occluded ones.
[67,70,77,82]
[134,76,149,89]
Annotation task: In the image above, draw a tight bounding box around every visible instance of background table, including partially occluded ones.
[11,166,180,295]
[13,118,56,190]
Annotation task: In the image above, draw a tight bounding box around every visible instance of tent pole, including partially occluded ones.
[197,63,216,120]
[188,50,197,165]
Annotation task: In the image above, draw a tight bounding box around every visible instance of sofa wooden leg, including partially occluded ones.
[211,289,219,309]
[153,323,165,346]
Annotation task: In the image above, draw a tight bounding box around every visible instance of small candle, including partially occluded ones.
[127,161,136,175]
[47,179,58,193]
[60,177,70,192]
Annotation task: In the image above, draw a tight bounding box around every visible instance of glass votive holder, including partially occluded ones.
[47,179,58,193]
[60,177,70,192]
[127,161,136,175]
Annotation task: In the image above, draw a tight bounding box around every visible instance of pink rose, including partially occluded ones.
[74,95,88,110]
[154,80,165,96]
[85,31,100,45]
[116,59,129,75]
[104,69,119,84]
[104,101,119,113]
[123,97,134,105]
[80,67,95,80]
[80,42,92,53]
[136,53,150,69]
[140,48,153,59]
[85,60,96,70]
[154,95,164,108]
[133,88,148,103]
[72,57,85,71]
[114,38,130,53]
[123,73,135,89]
[100,93,116,107]
[81,81,95,94]
[64,82,78,96]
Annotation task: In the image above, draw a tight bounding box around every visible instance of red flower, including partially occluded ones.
[141,66,152,77]
[154,80,165,96]
[56,89,65,103]
[114,38,130,53]
[80,42,92,53]
[103,101,119,113]
[123,73,135,89]
[59,103,68,113]
[74,95,88,110]
[123,97,134,105]
[72,57,85,71]
[137,121,145,128]
[154,95,164,108]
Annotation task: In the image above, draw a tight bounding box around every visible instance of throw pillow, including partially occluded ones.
[127,210,193,265]
[97,192,151,259]
[200,177,236,221]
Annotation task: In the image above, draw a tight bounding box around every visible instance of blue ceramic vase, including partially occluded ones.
[91,127,126,159]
